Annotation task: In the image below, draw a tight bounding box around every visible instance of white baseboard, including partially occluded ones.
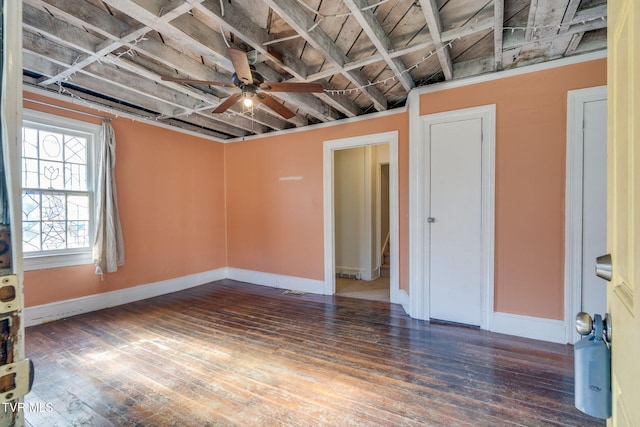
[25,268,227,327]
[28,268,567,344]
[226,267,326,294]
[491,311,568,344]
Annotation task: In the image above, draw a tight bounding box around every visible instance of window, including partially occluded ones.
[21,110,98,270]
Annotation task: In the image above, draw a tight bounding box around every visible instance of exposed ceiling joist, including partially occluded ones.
[418,0,453,80]
[191,0,357,120]
[22,3,273,136]
[342,0,415,93]
[494,0,505,70]
[19,0,607,140]
[264,0,388,111]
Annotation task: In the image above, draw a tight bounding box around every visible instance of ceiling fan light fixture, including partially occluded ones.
[241,87,255,108]
[178,49,304,119]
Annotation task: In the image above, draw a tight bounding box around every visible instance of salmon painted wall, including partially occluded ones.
[23,92,227,307]
[420,59,606,320]
[22,57,605,322]
[225,113,410,290]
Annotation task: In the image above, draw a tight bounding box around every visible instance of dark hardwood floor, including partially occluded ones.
[24,279,603,426]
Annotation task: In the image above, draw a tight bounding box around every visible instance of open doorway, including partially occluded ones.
[322,131,399,303]
[333,146,390,302]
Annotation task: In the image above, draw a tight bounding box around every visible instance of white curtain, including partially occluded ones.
[93,121,124,274]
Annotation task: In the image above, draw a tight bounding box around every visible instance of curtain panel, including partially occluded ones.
[93,121,124,274]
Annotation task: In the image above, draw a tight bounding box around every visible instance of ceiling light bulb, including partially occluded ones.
[243,97,253,108]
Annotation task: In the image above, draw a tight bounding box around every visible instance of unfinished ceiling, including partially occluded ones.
[22,0,607,140]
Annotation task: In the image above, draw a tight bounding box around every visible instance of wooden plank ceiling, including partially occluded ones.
[22,0,607,139]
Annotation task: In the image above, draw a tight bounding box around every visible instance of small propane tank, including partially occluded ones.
[574,313,611,419]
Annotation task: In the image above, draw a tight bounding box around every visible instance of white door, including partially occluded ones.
[608,0,640,424]
[429,118,482,326]
[581,99,607,316]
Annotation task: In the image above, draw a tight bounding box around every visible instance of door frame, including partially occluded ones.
[376,162,390,273]
[409,105,495,329]
[564,85,607,343]
[2,0,28,423]
[323,131,399,302]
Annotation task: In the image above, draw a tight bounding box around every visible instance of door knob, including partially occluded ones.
[576,312,612,343]
[595,253,612,281]
[575,312,593,336]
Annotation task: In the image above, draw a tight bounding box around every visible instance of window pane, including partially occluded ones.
[42,221,66,250]
[22,191,41,221]
[22,127,39,158]
[22,222,41,252]
[67,195,89,220]
[21,117,95,257]
[39,161,65,190]
[42,193,66,221]
[22,158,39,188]
[65,163,87,191]
[39,131,64,161]
[68,221,90,248]
[64,135,87,163]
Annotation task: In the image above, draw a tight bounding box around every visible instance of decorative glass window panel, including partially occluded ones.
[21,111,96,265]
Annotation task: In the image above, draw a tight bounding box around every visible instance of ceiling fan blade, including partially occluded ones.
[227,48,253,85]
[259,82,324,93]
[161,76,235,87]
[212,93,242,114]
[254,93,295,119]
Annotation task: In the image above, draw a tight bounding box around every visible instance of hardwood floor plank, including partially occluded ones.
[24,280,603,426]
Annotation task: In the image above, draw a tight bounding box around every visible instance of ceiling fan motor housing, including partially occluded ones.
[231,66,265,88]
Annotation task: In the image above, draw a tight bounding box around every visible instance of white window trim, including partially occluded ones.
[22,109,99,271]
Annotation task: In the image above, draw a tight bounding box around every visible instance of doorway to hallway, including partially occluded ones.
[323,131,400,304]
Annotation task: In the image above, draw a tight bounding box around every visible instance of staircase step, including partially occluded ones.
[380,264,390,278]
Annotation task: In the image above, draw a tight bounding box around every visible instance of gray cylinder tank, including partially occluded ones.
[574,313,611,419]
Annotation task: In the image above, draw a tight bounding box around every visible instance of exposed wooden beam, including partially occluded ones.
[573,4,608,25]
[29,0,200,86]
[24,51,252,137]
[503,14,607,51]
[97,0,315,128]
[342,0,414,92]
[559,0,582,34]
[22,7,268,136]
[571,32,606,55]
[564,32,584,55]
[306,17,496,82]
[23,76,228,139]
[417,0,453,80]
[494,0,504,71]
[192,0,359,119]
[443,16,495,43]
[27,0,129,36]
[525,0,539,41]
[526,0,585,47]
[22,3,98,52]
[28,53,262,136]
[23,0,283,134]
[168,13,313,127]
[107,55,286,132]
[264,0,388,111]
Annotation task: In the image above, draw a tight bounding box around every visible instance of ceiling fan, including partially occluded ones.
[162,48,324,119]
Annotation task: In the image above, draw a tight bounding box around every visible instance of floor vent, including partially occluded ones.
[336,272,361,280]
